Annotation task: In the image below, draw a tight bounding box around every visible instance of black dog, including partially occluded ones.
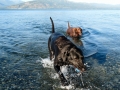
[48,17,86,86]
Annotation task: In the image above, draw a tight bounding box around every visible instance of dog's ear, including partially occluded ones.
[78,27,82,34]
[62,51,69,62]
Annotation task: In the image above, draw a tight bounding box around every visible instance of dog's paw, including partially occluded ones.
[61,80,69,86]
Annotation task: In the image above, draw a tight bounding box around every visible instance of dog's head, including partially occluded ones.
[67,22,82,37]
[62,47,86,72]
[73,27,82,37]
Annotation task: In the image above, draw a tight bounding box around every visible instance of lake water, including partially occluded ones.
[0,10,120,90]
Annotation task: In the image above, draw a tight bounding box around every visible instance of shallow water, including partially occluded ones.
[0,10,120,90]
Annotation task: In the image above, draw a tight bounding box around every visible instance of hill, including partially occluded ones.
[0,0,22,8]
[6,0,120,10]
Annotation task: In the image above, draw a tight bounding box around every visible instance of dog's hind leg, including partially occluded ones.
[48,37,54,60]
[54,61,69,86]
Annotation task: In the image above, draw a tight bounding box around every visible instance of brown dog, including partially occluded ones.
[48,17,86,86]
[66,22,82,38]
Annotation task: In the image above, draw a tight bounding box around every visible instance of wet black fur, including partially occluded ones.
[48,17,86,86]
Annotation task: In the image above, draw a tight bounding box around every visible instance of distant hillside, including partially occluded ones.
[0,0,22,8]
[6,0,120,10]
[0,3,4,7]
[7,0,69,9]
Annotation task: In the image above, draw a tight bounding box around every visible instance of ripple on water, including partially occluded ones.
[69,29,97,58]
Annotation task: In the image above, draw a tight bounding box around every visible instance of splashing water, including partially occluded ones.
[40,57,90,90]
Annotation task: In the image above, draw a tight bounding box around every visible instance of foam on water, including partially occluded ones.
[39,57,54,68]
[60,84,75,90]
[39,55,120,90]
[39,57,88,89]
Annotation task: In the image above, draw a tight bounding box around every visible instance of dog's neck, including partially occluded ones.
[55,36,73,50]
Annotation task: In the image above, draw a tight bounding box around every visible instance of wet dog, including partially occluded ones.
[66,22,82,38]
[48,17,86,86]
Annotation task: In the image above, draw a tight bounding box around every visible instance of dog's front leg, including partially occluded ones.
[54,64,69,86]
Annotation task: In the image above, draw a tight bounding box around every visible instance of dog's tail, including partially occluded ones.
[68,21,70,28]
[50,17,55,33]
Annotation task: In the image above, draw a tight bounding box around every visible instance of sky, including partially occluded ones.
[22,0,120,5]
[22,0,33,2]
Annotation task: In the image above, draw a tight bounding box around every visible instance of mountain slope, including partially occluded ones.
[7,0,69,9]
[7,0,120,9]
[0,0,22,7]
